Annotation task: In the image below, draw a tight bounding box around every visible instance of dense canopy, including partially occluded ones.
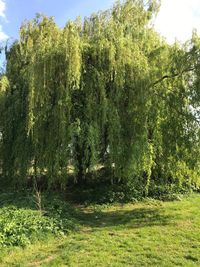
[0,0,199,198]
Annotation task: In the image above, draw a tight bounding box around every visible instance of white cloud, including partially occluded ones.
[154,0,200,44]
[0,25,7,41]
[0,0,6,18]
[0,0,8,41]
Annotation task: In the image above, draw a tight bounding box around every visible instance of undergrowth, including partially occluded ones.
[0,191,78,247]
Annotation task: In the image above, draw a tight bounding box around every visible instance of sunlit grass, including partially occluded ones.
[0,193,200,266]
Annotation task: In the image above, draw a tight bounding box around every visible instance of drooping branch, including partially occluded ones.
[150,67,195,88]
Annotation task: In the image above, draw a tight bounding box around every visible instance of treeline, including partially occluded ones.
[0,0,199,197]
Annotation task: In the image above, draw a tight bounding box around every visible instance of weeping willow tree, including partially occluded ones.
[0,75,8,176]
[21,16,82,186]
[2,15,82,186]
[1,0,200,195]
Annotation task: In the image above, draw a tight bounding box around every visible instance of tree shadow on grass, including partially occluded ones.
[0,191,38,209]
[73,206,176,230]
[0,191,176,231]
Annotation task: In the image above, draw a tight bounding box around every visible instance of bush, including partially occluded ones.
[0,193,78,247]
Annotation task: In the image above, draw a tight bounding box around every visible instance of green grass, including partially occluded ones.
[0,192,200,266]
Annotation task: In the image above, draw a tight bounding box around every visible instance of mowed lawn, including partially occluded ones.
[1,194,200,267]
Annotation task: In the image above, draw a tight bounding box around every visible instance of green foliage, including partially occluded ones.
[0,0,200,195]
[0,207,56,247]
[0,192,78,247]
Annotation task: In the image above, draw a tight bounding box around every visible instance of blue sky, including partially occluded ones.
[0,0,200,44]
[0,0,115,41]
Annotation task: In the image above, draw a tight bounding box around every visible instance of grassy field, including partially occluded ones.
[0,192,200,266]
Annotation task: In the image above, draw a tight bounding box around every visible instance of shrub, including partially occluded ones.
[0,193,78,247]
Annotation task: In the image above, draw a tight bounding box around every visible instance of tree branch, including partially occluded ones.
[150,67,195,88]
